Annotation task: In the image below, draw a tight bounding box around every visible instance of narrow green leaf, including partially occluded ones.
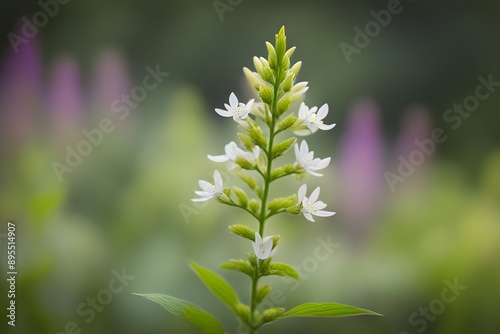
[133,293,225,334]
[280,302,382,318]
[190,261,240,311]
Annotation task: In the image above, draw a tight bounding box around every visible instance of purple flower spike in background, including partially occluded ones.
[0,30,42,147]
[338,98,384,239]
[393,104,433,191]
[46,56,84,144]
[89,50,131,116]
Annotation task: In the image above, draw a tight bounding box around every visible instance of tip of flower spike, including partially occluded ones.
[278,26,286,36]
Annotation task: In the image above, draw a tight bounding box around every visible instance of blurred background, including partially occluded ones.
[1,0,499,333]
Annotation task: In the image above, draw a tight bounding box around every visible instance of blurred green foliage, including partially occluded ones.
[1,1,499,333]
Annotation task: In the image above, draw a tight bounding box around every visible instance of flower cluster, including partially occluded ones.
[140,26,380,334]
[190,26,336,331]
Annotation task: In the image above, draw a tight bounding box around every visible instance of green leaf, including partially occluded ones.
[280,302,382,319]
[265,262,300,280]
[133,293,225,334]
[221,259,253,277]
[190,261,240,311]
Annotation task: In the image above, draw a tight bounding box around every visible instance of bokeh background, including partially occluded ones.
[1,0,499,333]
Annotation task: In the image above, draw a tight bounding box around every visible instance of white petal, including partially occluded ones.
[294,143,300,160]
[317,123,336,131]
[307,170,323,177]
[254,232,262,244]
[298,184,307,202]
[314,210,336,217]
[198,180,212,190]
[207,154,229,162]
[315,157,331,169]
[312,201,327,210]
[309,187,321,203]
[317,103,329,120]
[269,245,278,257]
[300,140,309,160]
[303,211,315,222]
[293,129,312,136]
[191,197,211,202]
[215,108,232,117]
[298,102,308,119]
[213,170,223,190]
[246,99,255,110]
[229,92,238,108]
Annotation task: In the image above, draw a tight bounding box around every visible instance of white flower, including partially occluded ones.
[294,140,331,177]
[208,142,260,170]
[294,102,336,136]
[252,232,277,260]
[297,184,335,222]
[192,170,224,202]
[215,92,254,126]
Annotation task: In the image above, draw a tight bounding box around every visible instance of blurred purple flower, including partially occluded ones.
[338,98,384,226]
[45,56,83,142]
[395,105,432,160]
[0,33,42,146]
[393,104,433,189]
[88,50,131,114]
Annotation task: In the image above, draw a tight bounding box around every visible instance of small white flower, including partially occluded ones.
[208,142,260,170]
[294,140,331,177]
[252,232,277,260]
[294,102,336,136]
[215,92,254,126]
[192,170,224,202]
[297,184,335,222]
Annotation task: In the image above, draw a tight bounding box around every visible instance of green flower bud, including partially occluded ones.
[290,61,302,77]
[238,173,259,192]
[249,198,260,214]
[229,224,256,241]
[237,132,254,151]
[277,113,298,133]
[282,74,294,92]
[275,26,287,63]
[232,186,249,207]
[284,46,296,61]
[268,195,297,212]
[276,97,291,117]
[221,259,253,276]
[266,42,277,70]
[262,308,285,324]
[255,283,272,304]
[258,85,274,105]
[268,262,300,280]
[234,303,251,323]
[247,124,268,150]
[271,137,296,159]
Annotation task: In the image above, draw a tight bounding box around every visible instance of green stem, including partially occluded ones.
[249,66,282,333]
